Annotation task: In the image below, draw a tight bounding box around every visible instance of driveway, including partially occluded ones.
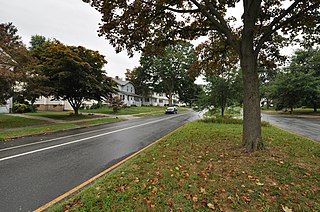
[261,112,320,142]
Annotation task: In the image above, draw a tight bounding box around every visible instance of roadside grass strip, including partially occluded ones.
[49,120,320,211]
[0,114,49,129]
[25,112,104,121]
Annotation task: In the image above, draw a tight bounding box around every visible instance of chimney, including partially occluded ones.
[115,76,119,80]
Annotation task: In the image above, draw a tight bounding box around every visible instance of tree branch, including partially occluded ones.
[165,6,200,14]
[188,0,240,53]
[255,0,320,54]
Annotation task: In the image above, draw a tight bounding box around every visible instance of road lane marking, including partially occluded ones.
[0,113,188,152]
[0,119,144,152]
[34,122,185,212]
[0,114,184,162]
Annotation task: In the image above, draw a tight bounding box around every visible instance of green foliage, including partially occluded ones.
[196,69,242,116]
[137,42,198,106]
[270,48,320,112]
[0,22,34,104]
[12,102,36,113]
[89,102,104,110]
[36,40,117,114]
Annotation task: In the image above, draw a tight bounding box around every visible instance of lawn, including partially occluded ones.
[25,111,104,121]
[0,114,49,129]
[262,107,320,116]
[50,119,320,211]
[80,106,190,115]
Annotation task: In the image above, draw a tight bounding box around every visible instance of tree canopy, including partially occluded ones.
[36,40,117,114]
[84,0,320,152]
[130,42,197,106]
[270,48,320,112]
[0,22,34,105]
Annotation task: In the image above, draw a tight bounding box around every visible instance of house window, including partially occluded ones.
[159,100,163,103]
[131,87,133,93]
[127,96,129,101]
[145,98,150,102]
[127,86,129,92]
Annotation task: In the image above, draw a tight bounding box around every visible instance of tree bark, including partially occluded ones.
[240,43,264,152]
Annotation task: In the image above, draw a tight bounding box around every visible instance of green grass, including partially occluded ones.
[49,120,320,211]
[26,111,103,121]
[263,107,320,116]
[0,118,125,141]
[0,114,49,129]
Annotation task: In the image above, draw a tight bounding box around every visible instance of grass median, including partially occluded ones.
[49,119,320,211]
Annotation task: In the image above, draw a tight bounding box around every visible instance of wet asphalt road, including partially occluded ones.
[0,111,199,212]
[261,112,320,142]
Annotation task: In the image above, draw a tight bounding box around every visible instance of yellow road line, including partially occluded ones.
[35,125,185,212]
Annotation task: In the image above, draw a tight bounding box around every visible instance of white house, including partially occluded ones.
[34,97,73,111]
[142,92,180,106]
[0,98,13,113]
[113,77,142,107]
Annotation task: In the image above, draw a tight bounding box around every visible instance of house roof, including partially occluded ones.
[113,78,131,86]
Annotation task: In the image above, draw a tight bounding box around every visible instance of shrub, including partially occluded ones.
[13,103,37,113]
[90,102,104,110]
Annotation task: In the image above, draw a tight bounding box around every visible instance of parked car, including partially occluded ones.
[165,106,177,114]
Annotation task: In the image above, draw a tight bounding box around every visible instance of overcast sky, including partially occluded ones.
[0,0,140,78]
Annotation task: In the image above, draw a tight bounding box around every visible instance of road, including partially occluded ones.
[0,111,199,212]
[261,112,320,142]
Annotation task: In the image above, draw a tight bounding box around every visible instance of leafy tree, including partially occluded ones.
[270,70,319,113]
[125,67,153,97]
[0,23,34,105]
[37,40,117,114]
[197,69,242,116]
[84,0,320,152]
[289,48,320,111]
[29,35,48,54]
[139,42,197,106]
[178,77,202,108]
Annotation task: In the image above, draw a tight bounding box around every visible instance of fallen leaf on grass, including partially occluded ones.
[256,182,264,186]
[241,196,251,202]
[207,203,215,209]
[193,195,198,202]
[281,204,293,212]
[200,187,207,194]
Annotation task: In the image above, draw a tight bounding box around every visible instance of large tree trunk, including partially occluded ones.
[240,43,263,152]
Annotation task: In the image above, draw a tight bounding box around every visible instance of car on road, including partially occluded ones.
[165,106,177,114]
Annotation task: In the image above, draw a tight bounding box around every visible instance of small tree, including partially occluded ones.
[197,69,242,117]
[109,96,124,113]
[37,40,117,115]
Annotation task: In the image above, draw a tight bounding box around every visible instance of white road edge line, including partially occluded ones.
[0,114,183,162]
